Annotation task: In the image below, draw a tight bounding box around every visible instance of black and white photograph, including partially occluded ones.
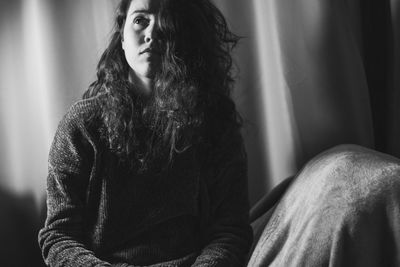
[0,0,399,266]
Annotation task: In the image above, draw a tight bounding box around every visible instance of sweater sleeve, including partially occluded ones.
[192,132,253,267]
[38,104,111,267]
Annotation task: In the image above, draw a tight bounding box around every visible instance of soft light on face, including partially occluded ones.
[122,0,161,87]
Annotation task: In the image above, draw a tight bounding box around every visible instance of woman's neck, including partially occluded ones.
[129,72,154,97]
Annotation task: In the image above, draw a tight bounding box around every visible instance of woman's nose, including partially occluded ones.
[144,22,158,44]
[145,35,152,43]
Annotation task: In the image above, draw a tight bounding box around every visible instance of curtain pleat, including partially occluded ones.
[218,0,397,204]
[0,0,116,204]
[388,0,400,157]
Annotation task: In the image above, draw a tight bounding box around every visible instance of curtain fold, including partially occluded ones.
[0,0,116,204]
[217,0,399,204]
[390,0,400,156]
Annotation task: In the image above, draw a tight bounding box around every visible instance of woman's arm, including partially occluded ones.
[192,132,253,267]
[38,105,111,267]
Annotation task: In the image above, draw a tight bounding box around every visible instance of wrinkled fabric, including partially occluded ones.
[249,145,400,267]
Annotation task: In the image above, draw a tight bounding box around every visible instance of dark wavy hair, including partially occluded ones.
[83,0,242,171]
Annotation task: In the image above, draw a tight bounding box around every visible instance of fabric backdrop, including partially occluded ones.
[0,0,399,210]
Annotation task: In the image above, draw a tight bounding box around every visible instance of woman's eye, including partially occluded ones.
[134,17,149,26]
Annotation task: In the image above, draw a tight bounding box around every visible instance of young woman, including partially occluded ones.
[38,0,253,266]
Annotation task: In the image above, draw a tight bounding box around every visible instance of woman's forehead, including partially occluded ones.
[127,0,161,15]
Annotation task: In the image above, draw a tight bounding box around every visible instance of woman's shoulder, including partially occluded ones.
[65,95,104,122]
[57,94,105,137]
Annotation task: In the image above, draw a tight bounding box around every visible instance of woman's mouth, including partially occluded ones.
[140,47,159,55]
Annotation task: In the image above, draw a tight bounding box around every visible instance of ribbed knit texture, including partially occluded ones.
[38,95,253,267]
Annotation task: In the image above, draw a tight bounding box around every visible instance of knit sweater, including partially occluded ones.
[38,95,253,267]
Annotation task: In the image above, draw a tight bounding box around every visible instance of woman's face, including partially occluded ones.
[122,0,161,84]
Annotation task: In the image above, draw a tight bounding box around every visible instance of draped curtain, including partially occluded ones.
[219,0,400,204]
[0,0,118,205]
[0,0,399,209]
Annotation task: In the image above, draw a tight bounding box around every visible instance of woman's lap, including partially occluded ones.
[248,145,400,267]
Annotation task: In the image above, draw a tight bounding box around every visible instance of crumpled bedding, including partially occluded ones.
[248,145,400,267]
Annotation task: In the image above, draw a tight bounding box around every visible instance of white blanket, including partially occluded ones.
[248,145,400,267]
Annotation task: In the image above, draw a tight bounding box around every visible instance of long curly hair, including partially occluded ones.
[83,0,242,171]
